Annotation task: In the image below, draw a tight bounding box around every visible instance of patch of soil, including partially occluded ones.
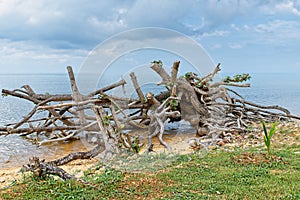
[219,121,300,150]
[232,152,287,165]
[120,173,173,199]
[0,158,99,189]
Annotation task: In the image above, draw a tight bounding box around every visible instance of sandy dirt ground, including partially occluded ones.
[1,122,299,189]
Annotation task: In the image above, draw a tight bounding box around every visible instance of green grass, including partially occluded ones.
[1,145,299,200]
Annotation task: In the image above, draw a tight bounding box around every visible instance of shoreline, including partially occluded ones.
[1,121,299,189]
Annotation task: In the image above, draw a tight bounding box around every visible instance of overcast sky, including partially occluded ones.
[0,0,300,74]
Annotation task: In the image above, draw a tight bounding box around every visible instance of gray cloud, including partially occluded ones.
[0,1,132,48]
[0,0,273,49]
[1,0,300,73]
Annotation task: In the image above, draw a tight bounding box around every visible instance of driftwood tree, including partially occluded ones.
[1,61,299,181]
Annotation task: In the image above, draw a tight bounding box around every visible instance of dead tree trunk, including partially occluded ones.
[1,62,299,155]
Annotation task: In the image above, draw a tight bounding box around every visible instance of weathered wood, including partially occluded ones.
[67,66,87,126]
[171,61,180,83]
[48,144,105,166]
[22,156,101,188]
[110,105,128,146]
[1,61,299,155]
[21,85,35,96]
[22,157,74,180]
[199,63,221,86]
[37,99,103,110]
[38,121,98,145]
[93,106,118,159]
[2,89,40,104]
[130,72,145,103]
[0,126,81,135]
[210,82,250,88]
[146,97,180,152]
[150,62,171,84]
[5,116,74,127]
[171,61,180,97]
[33,94,73,101]
[87,79,126,97]
[234,99,290,115]
[2,88,73,102]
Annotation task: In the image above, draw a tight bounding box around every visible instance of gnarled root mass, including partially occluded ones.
[1,61,299,181]
[22,156,99,188]
[22,157,74,181]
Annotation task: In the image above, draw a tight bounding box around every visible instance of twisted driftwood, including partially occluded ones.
[1,61,300,182]
[22,156,99,188]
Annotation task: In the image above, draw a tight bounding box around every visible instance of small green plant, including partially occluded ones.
[224,73,251,83]
[1,93,8,97]
[170,99,179,110]
[103,115,111,125]
[246,125,254,133]
[262,120,278,155]
[131,136,140,153]
[184,72,193,79]
[151,60,163,67]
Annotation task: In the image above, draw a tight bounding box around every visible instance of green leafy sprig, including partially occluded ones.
[262,120,278,155]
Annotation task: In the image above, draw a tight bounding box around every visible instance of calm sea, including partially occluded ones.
[0,73,299,168]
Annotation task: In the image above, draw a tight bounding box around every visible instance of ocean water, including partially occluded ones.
[0,73,299,168]
[231,73,300,115]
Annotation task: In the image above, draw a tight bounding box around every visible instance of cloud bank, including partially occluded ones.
[0,0,300,73]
